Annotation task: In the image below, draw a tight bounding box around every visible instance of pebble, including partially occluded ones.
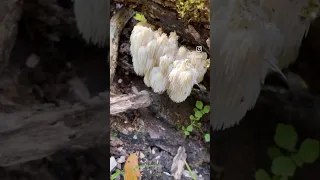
[117,156,126,163]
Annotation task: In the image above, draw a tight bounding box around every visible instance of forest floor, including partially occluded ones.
[109,9,211,179]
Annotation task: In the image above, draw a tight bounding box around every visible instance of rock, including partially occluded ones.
[117,156,126,164]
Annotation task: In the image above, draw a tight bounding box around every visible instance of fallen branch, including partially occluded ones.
[110,90,152,115]
[0,92,109,167]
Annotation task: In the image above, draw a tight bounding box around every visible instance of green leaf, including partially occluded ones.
[189,115,195,120]
[202,105,210,113]
[204,134,210,142]
[184,130,190,136]
[195,116,201,121]
[291,153,304,167]
[111,170,123,180]
[193,108,198,113]
[133,13,147,23]
[255,169,271,180]
[296,139,320,163]
[278,176,288,180]
[272,176,288,180]
[268,147,283,160]
[271,156,296,177]
[195,111,203,118]
[274,124,297,151]
[187,125,193,132]
[196,100,203,110]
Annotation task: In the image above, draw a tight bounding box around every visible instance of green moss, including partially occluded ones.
[175,0,209,22]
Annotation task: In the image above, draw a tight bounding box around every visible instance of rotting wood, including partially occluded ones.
[110,90,152,115]
[110,6,135,84]
[0,92,109,167]
[114,0,210,49]
[0,88,152,166]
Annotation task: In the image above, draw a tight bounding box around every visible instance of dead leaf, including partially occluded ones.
[171,146,187,180]
[124,152,141,180]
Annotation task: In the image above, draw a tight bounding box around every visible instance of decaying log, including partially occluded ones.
[0,92,109,167]
[115,0,210,49]
[0,0,23,75]
[0,88,152,166]
[110,90,152,115]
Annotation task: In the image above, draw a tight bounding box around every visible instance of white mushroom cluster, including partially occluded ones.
[130,22,209,103]
[73,0,109,47]
[211,0,314,130]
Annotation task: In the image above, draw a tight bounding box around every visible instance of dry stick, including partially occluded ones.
[0,89,151,166]
[110,90,152,115]
[0,92,109,167]
[110,6,135,84]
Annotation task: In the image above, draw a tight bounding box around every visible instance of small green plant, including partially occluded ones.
[185,160,197,180]
[181,100,210,142]
[255,123,320,180]
[133,12,147,23]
